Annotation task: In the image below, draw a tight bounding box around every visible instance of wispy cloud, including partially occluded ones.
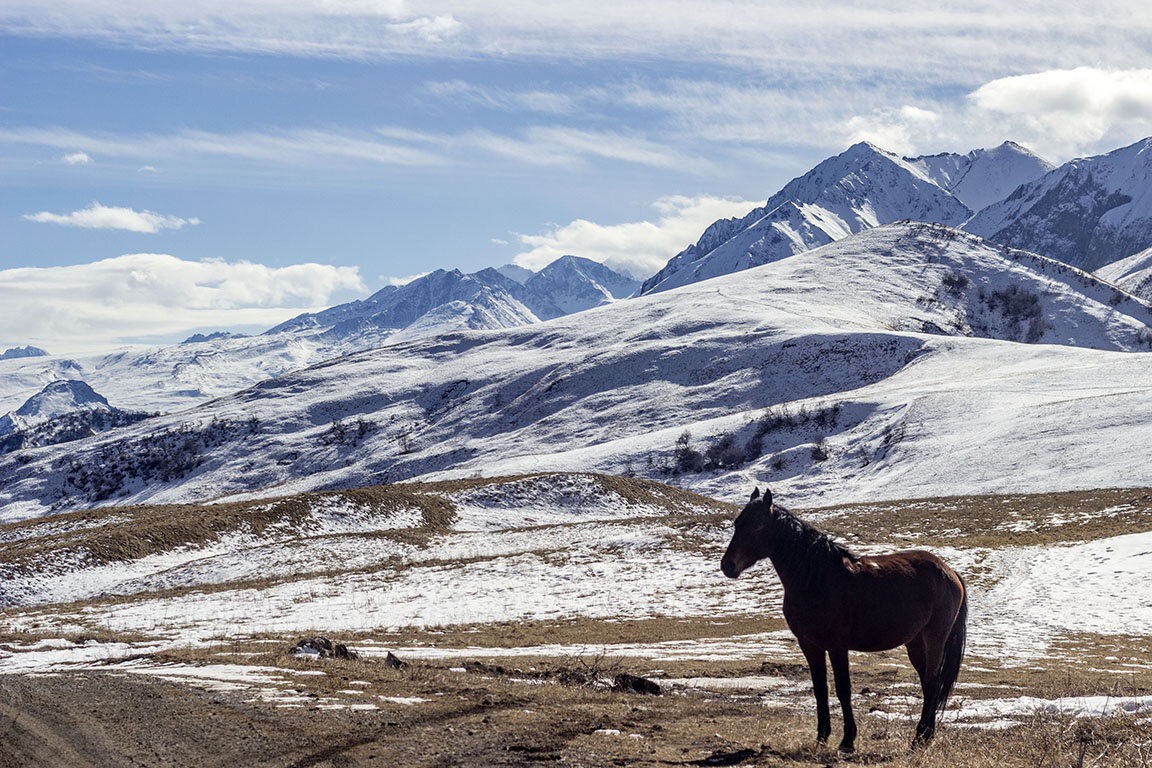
[1,1,1147,83]
[22,202,200,233]
[0,123,696,172]
[61,151,92,165]
[513,194,756,278]
[423,80,577,115]
[0,254,366,353]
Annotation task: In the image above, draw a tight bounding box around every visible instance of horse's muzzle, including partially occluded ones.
[720,556,740,579]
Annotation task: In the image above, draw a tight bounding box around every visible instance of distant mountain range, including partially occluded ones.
[3,135,1152,485]
[1,346,48,360]
[0,255,639,416]
[268,254,638,343]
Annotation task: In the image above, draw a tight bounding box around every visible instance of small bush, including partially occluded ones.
[810,435,830,462]
[673,431,704,474]
[704,434,743,469]
[941,270,969,296]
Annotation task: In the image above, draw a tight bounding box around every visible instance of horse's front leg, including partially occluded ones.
[829,647,856,753]
[799,641,831,744]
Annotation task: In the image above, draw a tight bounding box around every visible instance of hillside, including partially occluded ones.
[3,222,1150,520]
[1097,245,1152,301]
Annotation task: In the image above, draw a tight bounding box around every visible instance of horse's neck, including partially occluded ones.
[764,521,834,597]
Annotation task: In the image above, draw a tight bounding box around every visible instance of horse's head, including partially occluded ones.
[720,487,775,578]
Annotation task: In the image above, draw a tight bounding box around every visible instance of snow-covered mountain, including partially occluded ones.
[906,141,1055,212]
[640,141,1051,295]
[0,346,48,360]
[966,137,1152,272]
[495,263,534,283]
[4,222,1149,520]
[521,255,639,318]
[0,379,111,436]
[269,267,541,345]
[1098,246,1152,301]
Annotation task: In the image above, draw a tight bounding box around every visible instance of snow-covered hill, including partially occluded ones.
[1098,246,1152,301]
[966,137,1152,272]
[3,223,1149,520]
[640,141,1050,295]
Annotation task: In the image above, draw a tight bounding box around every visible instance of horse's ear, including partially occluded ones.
[750,487,760,502]
[763,487,773,507]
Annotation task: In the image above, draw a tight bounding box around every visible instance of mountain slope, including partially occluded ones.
[640,141,1049,295]
[1098,246,1152,301]
[3,222,1149,520]
[966,137,1152,271]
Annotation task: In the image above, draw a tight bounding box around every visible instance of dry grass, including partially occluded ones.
[808,487,1152,549]
[0,473,725,578]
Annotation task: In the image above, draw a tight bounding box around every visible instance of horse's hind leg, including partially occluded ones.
[907,632,943,744]
[799,641,831,744]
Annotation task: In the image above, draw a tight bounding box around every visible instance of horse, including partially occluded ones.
[720,487,967,752]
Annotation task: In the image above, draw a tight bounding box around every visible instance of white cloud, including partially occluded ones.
[463,126,700,171]
[968,68,1152,157]
[138,165,158,172]
[0,254,366,353]
[513,194,756,278]
[61,151,92,165]
[0,126,445,168]
[381,272,430,286]
[23,202,200,233]
[489,237,509,245]
[841,68,1152,161]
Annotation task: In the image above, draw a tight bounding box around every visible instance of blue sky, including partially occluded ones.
[2,1,1151,352]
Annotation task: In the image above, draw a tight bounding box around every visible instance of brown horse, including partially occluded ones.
[720,487,967,752]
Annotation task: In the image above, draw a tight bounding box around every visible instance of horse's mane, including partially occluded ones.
[768,503,858,584]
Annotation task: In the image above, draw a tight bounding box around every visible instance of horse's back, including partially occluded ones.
[839,550,964,652]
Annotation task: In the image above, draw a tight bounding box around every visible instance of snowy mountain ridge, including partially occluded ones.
[640,141,1051,295]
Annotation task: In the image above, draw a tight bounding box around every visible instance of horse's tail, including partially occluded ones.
[935,573,967,716]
